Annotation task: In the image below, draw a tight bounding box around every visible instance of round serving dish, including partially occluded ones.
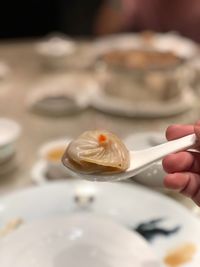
[92,32,198,116]
[95,49,191,107]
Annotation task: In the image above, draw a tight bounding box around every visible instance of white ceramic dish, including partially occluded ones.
[31,160,61,184]
[35,37,76,57]
[0,214,159,267]
[27,74,98,115]
[35,35,77,69]
[91,87,195,118]
[92,33,197,119]
[151,33,199,59]
[0,181,200,266]
[39,138,70,163]
[0,119,21,162]
[35,138,71,181]
[31,160,75,185]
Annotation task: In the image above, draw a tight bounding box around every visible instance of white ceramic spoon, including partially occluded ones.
[63,134,197,182]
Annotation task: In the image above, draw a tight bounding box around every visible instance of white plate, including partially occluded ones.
[0,181,200,266]
[91,87,195,118]
[0,214,159,267]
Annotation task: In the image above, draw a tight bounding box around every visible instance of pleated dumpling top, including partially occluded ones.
[62,130,130,174]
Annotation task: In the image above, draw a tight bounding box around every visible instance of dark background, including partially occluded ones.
[0,0,102,38]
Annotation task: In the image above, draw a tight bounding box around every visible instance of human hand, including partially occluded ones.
[162,123,200,206]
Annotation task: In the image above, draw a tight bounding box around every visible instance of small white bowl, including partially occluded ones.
[38,138,71,177]
[35,35,77,69]
[0,119,21,163]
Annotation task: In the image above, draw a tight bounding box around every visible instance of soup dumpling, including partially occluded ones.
[62,130,130,174]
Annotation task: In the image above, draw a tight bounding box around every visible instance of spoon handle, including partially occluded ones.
[137,133,196,166]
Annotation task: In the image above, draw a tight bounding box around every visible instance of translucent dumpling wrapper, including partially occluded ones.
[62,130,130,174]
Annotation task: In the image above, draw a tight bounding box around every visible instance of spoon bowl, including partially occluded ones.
[62,133,196,182]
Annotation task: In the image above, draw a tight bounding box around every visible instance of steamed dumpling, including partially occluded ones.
[62,130,130,174]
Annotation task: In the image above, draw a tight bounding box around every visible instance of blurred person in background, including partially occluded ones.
[1,0,200,41]
[94,0,200,42]
[0,0,101,38]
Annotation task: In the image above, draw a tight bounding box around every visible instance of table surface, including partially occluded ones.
[0,39,199,214]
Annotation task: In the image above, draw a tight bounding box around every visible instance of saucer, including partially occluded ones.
[91,87,196,118]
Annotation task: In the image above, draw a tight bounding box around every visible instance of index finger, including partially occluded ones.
[166,125,194,141]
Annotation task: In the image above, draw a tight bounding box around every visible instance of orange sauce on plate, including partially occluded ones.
[164,243,196,267]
